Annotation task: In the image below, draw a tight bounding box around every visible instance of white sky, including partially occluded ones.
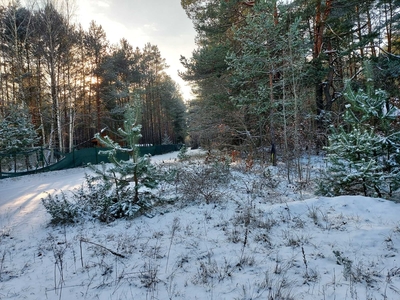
[74,0,197,100]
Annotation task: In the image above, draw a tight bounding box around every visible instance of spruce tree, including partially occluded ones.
[0,107,40,171]
[0,107,39,154]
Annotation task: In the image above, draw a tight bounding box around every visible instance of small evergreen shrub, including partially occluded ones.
[72,173,116,222]
[42,192,80,224]
[177,144,188,160]
[161,133,173,145]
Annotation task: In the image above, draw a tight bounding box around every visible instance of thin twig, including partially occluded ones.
[80,238,126,258]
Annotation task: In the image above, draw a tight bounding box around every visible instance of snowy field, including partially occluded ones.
[0,150,399,300]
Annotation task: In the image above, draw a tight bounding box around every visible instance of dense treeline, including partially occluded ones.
[0,0,187,153]
[180,0,400,160]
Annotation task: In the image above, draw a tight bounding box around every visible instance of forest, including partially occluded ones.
[0,0,187,154]
[180,0,400,157]
[177,0,400,199]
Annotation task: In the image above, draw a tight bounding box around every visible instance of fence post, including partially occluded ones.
[73,147,76,167]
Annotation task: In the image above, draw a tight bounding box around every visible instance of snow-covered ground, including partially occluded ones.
[0,150,399,300]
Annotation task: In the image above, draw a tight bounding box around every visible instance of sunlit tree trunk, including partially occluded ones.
[84,21,108,134]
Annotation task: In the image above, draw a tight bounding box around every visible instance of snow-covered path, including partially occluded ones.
[0,167,87,239]
[0,152,179,239]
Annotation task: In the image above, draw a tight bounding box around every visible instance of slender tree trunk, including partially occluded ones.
[383,0,393,54]
[366,8,376,57]
[288,33,299,155]
[96,71,101,132]
[56,63,63,152]
[67,59,74,152]
[356,5,364,58]
[269,72,276,166]
[313,0,332,126]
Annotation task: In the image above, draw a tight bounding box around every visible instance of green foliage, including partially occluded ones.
[226,2,308,151]
[177,144,188,160]
[42,170,153,224]
[319,70,400,199]
[372,55,400,95]
[72,173,114,222]
[319,127,385,197]
[98,39,138,111]
[90,98,160,217]
[181,0,400,154]
[180,1,239,149]
[78,173,154,222]
[42,98,167,223]
[0,106,40,154]
[42,192,80,224]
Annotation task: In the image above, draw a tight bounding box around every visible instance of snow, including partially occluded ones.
[0,150,399,300]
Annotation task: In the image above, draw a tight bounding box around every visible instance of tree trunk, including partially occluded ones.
[313,0,333,122]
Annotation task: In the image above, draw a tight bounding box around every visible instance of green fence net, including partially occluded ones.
[0,144,181,179]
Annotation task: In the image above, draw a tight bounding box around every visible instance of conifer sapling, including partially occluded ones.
[91,98,159,218]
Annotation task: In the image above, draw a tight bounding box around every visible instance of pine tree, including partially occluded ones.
[226,2,308,162]
[91,96,159,218]
[319,67,400,199]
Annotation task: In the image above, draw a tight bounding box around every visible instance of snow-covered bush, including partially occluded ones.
[176,158,231,204]
[177,144,188,160]
[42,192,81,224]
[0,106,40,172]
[72,173,116,222]
[0,106,39,154]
